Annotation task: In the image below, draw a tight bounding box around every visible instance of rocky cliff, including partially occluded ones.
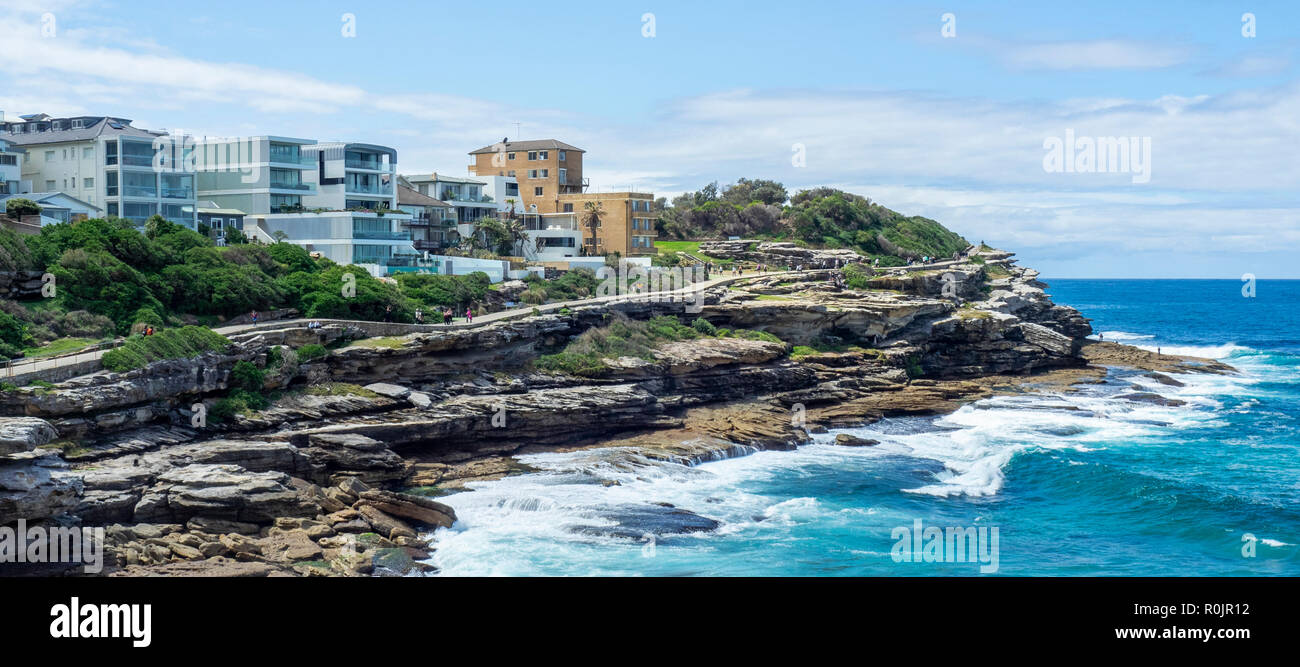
[1,247,1119,576]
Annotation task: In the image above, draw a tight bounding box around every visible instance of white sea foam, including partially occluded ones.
[1098,331,1155,341]
[1135,342,1250,359]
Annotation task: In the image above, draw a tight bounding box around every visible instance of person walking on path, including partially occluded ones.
[250,310,258,325]
[415,308,424,324]
[383,304,393,323]
[466,307,473,323]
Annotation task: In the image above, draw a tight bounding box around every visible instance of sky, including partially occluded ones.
[1,0,1297,278]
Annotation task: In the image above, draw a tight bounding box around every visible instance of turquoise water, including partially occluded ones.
[429,280,1300,576]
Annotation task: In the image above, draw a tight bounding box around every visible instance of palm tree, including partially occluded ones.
[582,201,604,256]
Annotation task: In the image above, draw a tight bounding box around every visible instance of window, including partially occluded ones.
[45,150,55,162]
[538,151,548,160]
[527,151,537,160]
[559,168,566,183]
[84,178,94,190]
[534,187,543,196]
[45,180,56,190]
[107,203,118,216]
[507,170,515,177]
[507,152,515,160]
[63,149,68,160]
[558,150,566,161]
[71,119,85,129]
[563,203,573,213]
[83,147,93,159]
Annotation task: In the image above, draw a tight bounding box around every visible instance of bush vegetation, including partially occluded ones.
[100,326,230,372]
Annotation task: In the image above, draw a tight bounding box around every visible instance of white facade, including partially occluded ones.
[476,174,526,216]
[517,212,583,262]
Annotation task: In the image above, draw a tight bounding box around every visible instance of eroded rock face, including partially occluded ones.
[131,464,320,525]
[0,450,83,522]
[0,417,59,455]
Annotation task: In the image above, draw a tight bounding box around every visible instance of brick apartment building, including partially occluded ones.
[469,138,656,257]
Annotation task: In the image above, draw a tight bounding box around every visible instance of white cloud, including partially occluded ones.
[998,39,1193,71]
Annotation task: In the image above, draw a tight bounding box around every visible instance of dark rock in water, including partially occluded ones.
[808,424,829,434]
[571,504,721,539]
[1143,372,1185,387]
[834,433,880,447]
[1118,392,1187,407]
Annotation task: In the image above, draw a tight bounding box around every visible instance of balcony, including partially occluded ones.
[347,182,394,195]
[346,159,391,172]
[162,188,194,199]
[122,186,158,198]
[270,181,312,191]
[268,152,313,166]
[353,230,412,241]
[412,239,449,252]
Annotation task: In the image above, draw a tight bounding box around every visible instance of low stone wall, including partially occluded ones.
[2,357,105,386]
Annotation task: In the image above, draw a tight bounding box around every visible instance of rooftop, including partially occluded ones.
[469,139,584,155]
[0,114,162,146]
[397,185,451,208]
[403,172,485,185]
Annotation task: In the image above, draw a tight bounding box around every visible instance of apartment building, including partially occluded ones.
[0,113,196,227]
[402,173,495,223]
[396,184,455,253]
[468,139,586,214]
[558,191,657,257]
[194,136,317,214]
[0,137,22,195]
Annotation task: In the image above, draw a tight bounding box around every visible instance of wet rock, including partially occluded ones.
[834,434,880,447]
[571,504,722,540]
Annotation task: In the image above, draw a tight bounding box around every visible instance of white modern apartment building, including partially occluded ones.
[475,174,526,216]
[194,136,317,215]
[0,113,196,227]
[194,138,425,276]
[517,212,583,262]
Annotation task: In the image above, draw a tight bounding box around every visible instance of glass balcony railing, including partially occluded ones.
[162,188,194,199]
[119,154,156,168]
[270,181,311,190]
[123,186,158,198]
[352,230,412,241]
[346,182,393,195]
[268,152,313,166]
[346,159,390,171]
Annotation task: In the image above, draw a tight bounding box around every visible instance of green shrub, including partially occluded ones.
[296,343,327,362]
[842,263,872,290]
[101,326,230,372]
[230,360,265,392]
[691,317,718,336]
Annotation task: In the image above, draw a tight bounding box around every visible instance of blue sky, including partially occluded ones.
[2,0,1298,278]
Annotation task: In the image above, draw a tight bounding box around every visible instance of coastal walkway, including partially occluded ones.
[2,254,988,385]
[1,267,807,384]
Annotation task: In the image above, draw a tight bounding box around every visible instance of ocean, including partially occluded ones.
[427,280,1300,576]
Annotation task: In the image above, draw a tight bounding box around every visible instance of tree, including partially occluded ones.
[582,201,605,256]
[5,198,41,219]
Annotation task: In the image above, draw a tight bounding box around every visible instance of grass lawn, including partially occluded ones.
[654,240,731,264]
[22,337,105,358]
